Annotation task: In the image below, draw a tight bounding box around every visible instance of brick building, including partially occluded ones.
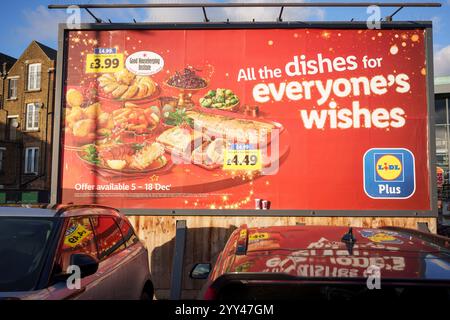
[0,41,56,204]
[0,53,17,107]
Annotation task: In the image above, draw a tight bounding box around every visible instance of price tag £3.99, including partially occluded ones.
[85,53,124,73]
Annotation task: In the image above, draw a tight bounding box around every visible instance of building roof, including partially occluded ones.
[436,76,450,86]
[0,52,17,75]
[435,76,450,95]
[34,41,57,61]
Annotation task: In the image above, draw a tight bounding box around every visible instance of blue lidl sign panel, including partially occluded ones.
[363,148,415,199]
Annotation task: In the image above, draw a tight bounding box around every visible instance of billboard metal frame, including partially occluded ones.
[50,21,437,217]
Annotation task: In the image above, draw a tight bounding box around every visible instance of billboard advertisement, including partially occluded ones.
[58,26,432,212]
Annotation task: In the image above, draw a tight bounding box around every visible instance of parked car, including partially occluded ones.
[0,205,153,300]
[191,225,450,300]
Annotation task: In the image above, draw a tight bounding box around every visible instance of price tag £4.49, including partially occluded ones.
[85,53,124,73]
[64,224,92,248]
[223,147,262,171]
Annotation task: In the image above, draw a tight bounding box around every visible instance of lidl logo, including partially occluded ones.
[364,148,415,199]
[375,154,403,181]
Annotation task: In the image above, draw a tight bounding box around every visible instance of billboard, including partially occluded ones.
[56,24,434,214]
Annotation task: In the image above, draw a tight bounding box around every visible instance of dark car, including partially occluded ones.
[191,225,450,300]
[0,205,153,300]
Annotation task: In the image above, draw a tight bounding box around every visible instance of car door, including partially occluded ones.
[47,215,110,300]
[114,216,151,299]
[92,216,138,299]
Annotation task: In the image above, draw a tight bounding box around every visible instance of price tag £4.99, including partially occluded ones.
[85,52,124,73]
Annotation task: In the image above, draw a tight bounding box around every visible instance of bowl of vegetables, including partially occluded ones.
[199,88,240,112]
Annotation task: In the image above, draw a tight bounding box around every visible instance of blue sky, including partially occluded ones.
[1,0,450,75]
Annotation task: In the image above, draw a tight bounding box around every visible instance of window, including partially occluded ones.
[24,147,39,174]
[92,216,126,260]
[57,217,97,273]
[26,103,39,131]
[436,125,448,155]
[116,218,139,247]
[435,98,447,125]
[27,63,41,91]
[7,78,18,99]
[0,148,5,172]
[0,217,56,291]
[7,116,18,140]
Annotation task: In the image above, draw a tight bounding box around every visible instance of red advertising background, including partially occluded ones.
[60,27,430,211]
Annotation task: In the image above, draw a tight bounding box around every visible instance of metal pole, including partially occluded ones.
[84,8,102,23]
[48,2,442,9]
[278,6,285,22]
[169,220,187,300]
[385,6,405,21]
[202,7,209,23]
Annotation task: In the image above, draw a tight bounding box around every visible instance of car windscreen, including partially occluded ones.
[0,217,56,292]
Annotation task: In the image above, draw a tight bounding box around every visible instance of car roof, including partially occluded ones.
[215,225,450,282]
[0,207,57,217]
[0,205,121,218]
[233,225,450,252]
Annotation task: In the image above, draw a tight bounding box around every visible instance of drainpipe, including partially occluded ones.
[45,66,55,190]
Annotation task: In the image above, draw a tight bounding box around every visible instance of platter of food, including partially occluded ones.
[199,88,240,112]
[77,142,172,178]
[164,67,209,91]
[97,69,160,103]
[63,129,290,189]
[63,86,165,149]
[155,107,286,170]
[63,64,290,188]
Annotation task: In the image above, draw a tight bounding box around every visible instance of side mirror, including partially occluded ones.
[70,253,99,278]
[190,263,211,280]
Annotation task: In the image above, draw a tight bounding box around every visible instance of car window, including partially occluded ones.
[57,217,98,272]
[0,217,56,292]
[115,218,139,247]
[91,216,126,260]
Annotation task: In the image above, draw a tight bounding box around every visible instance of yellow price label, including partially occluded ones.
[223,149,262,171]
[64,224,92,248]
[249,232,269,241]
[85,53,124,73]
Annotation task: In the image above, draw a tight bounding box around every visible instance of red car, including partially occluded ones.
[191,225,450,301]
[0,205,153,300]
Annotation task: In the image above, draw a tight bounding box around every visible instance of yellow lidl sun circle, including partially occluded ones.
[376,155,403,181]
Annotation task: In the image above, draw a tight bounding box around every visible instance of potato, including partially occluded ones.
[107,160,127,170]
[97,112,112,128]
[84,102,102,119]
[66,89,84,107]
[66,106,84,125]
[72,119,96,137]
